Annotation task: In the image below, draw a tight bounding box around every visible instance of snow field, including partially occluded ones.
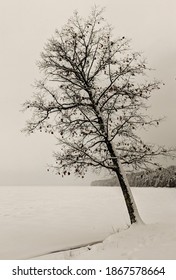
[0,186,175,259]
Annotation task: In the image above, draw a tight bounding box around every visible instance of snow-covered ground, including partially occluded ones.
[0,186,175,260]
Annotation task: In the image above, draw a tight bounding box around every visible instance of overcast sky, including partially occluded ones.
[0,0,176,186]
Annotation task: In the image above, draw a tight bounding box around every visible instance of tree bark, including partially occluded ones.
[114,164,143,225]
[107,141,144,225]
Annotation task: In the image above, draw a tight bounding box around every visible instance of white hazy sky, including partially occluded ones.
[0,0,176,186]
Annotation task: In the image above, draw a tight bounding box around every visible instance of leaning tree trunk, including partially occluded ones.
[92,105,143,225]
[108,142,144,225]
[114,160,143,225]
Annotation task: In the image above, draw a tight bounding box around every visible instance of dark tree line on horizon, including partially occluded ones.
[92,165,176,188]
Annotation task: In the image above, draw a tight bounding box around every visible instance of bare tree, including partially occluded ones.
[23,7,175,224]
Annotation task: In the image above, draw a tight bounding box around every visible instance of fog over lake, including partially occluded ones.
[0,0,176,186]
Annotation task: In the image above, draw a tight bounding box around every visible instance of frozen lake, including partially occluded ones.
[0,186,175,259]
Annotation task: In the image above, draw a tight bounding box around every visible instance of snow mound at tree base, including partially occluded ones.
[72,223,176,260]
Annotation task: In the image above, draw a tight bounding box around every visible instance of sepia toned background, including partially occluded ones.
[0,0,176,186]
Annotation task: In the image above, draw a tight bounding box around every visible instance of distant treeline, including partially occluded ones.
[91,165,176,188]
